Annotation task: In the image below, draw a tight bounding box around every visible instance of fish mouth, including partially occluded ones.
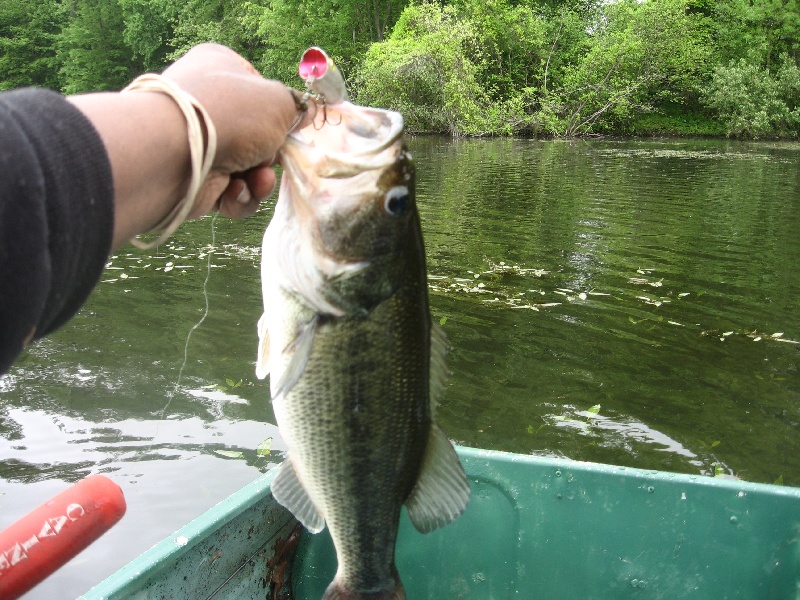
[283,103,405,178]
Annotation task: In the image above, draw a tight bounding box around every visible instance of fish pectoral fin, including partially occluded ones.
[405,424,470,534]
[255,313,270,380]
[273,316,318,399]
[272,459,326,534]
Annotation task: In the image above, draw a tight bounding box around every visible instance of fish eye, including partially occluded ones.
[384,186,410,217]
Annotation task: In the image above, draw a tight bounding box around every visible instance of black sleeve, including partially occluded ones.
[0,88,114,376]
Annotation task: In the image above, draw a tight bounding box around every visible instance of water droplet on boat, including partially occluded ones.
[730,516,738,525]
[555,470,562,477]
[737,491,745,498]
[647,486,655,493]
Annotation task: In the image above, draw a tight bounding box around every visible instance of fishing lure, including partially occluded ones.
[290,47,348,130]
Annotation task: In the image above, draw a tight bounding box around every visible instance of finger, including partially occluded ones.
[243,165,278,201]
[217,178,260,219]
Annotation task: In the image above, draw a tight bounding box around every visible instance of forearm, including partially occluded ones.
[68,92,192,251]
[0,88,114,374]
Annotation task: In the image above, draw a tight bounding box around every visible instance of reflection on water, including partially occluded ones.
[1,138,799,597]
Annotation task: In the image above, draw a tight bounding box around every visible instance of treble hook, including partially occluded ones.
[291,88,343,131]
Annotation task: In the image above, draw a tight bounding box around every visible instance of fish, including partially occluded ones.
[255,69,470,599]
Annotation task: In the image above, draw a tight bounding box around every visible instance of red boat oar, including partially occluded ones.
[0,475,126,599]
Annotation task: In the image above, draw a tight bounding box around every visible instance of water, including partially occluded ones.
[1,138,799,597]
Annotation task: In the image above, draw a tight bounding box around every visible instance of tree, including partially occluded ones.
[711,0,800,68]
[703,54,800,137]
[0,0,64,90]
[245,0,408,82]
[539,0,711,136]
[57,0,143,93]
[355,3,495,134]
[118,0,175,71]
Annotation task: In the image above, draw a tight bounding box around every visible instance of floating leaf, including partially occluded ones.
[753,336,762,342]
[713,464,725,477]
[771,332,784,338]
[711,440,721,448]
[439,316,448,326]
[256,438,272,457]
[722,331,734,337]
[526,424,545,435]
[214,450,244,459]
[578,292,588,301]
[774,474,784,486]
[586,404,601,416]
[678,292,690,297]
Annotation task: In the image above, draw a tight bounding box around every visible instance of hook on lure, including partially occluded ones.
[292,47,347,130]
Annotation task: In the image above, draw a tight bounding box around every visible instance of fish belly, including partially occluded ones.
[273,291,429,590]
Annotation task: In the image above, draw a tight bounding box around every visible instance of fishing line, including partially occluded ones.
[155,211,218,419]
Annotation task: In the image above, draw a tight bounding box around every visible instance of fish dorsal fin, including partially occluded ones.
[429,322,449,412]
[272,459,326,534]
[272,316,318,399]
[405,424,470,534]
[255,313,270,380]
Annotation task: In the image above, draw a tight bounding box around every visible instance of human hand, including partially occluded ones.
[162,44,309,220]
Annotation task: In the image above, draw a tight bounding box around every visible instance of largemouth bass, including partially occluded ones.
[256,51,470,600]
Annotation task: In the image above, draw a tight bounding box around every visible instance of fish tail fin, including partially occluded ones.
[322,575,405,600]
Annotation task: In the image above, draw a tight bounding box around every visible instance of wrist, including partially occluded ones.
[121,74,217,249]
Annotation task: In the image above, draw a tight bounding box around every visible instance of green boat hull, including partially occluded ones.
[82,447,800,599]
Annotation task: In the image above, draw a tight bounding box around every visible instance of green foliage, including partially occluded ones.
[354,2,540,135]
[2,0,799,137]
[57,0,143,93]
[0,0,64,90]
[628,109,726,137]
[702,54,800,137]
[540,0,711,136]
[119,0,175,70]
[711,0,800,68]
[246,0,406,83]
[167,0,265,63]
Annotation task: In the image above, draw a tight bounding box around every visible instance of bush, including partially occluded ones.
[702,54,800,138]
[352,3,538,136]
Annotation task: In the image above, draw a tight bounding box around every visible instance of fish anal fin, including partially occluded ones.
[256,313,270,380]
[272,459,325,534]
[405,424,470,534]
